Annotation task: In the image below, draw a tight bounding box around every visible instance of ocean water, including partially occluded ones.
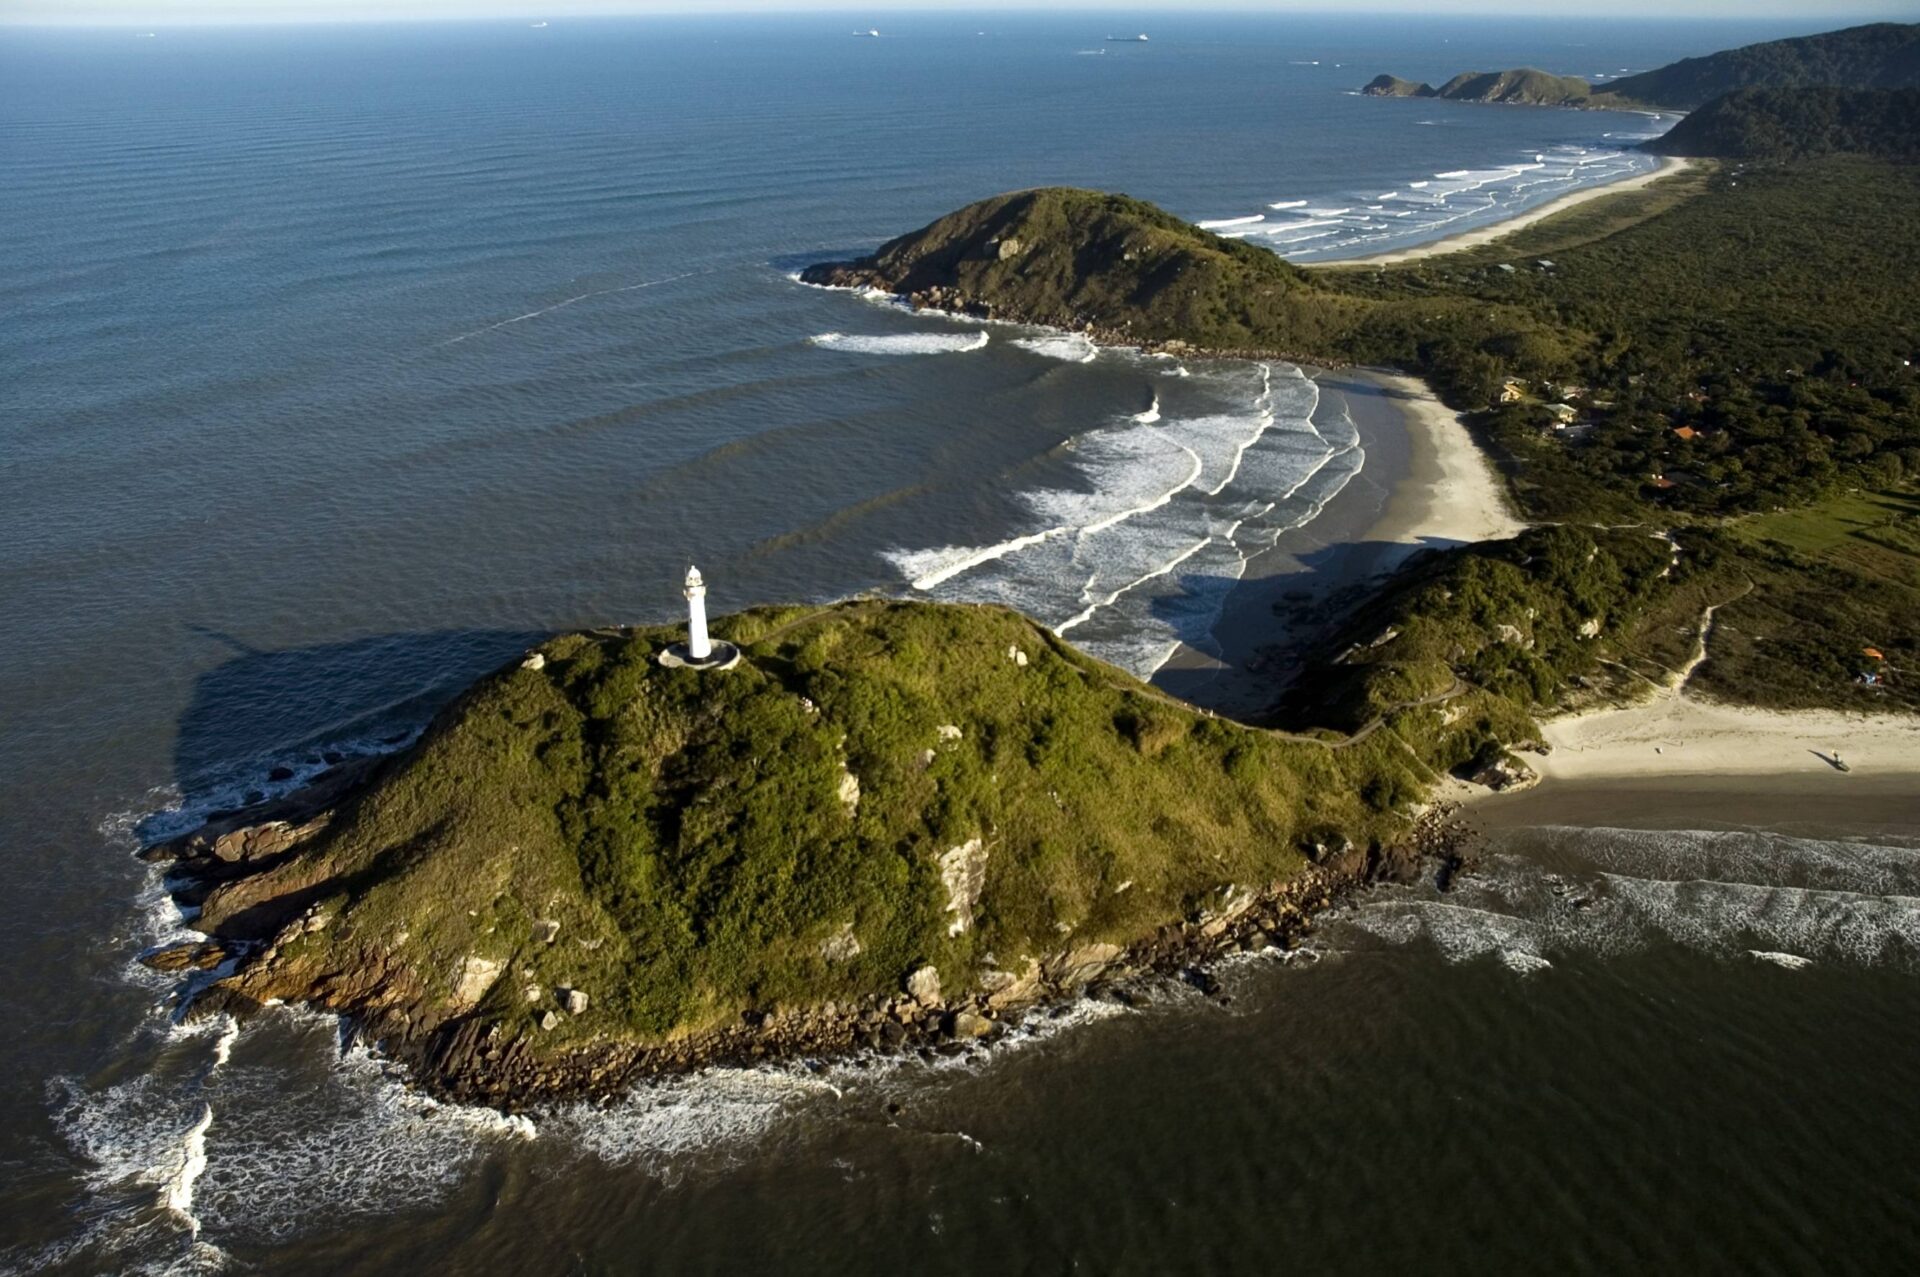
[4,12,1912,1273]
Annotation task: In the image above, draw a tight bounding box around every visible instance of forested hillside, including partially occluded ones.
[1650,87,1920,161]
[1605,22,1920,109]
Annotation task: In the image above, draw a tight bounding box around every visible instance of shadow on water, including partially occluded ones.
[140,627,545,843]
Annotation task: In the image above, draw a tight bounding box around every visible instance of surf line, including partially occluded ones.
[438,269,706,347]
[908,444,1205,592]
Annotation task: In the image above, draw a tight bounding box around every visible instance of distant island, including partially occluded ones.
[1362,69,1599,108]
[1361,21,1920,111]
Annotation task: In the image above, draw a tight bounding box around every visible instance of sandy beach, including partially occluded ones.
[1316,154,1696,268]
[1470,668,1920,834]
[1359,370,1526,560]
[1156,367,1524,712]
[1533,696,1920,783]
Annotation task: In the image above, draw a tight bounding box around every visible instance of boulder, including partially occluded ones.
[562,988,589,1015]
[451,956,503,1010]
[1045,943,1123,989]
[1469,752,1539,793]
[952,1011,994,1040]
[906,964,942,1007]
[937,837,989,937]
[533,918,561,945]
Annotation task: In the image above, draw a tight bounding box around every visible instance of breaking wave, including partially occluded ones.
[1204,144,1659,260]
[883,359,1363,676]
[1326,825,1920,974]
[1014,332,1099,363]
[810,330,989,355]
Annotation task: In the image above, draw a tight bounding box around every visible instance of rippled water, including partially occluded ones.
[5,12,1901,1274]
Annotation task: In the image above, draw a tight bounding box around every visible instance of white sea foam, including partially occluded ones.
[810,330,989,355]
[882,358,1349,678]
[1333,827,1920,973]
[156,1104,213,1234]
[1268,199,1308,209]
[1197,214,1265,229]
[1014,332,1098,363]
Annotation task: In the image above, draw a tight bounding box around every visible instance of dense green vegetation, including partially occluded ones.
[1326,158,1920,521]
[802,187,1365,356]
[1282,525,1708,729]
[1605,22,1920,110]
[1688,496,1920,712]
[1651,87,1920,161]
[206,602,1455,1047]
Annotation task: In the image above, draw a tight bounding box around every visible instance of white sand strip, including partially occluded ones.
[1364,371,1526,559]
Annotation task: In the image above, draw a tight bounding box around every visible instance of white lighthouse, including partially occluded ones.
[658,563,740,670]
[684,565,711,660]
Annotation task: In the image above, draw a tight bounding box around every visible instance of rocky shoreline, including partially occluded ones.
[142,758,1475,1111]
[798,270,1345,373]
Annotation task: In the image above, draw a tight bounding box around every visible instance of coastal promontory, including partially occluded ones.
[149,600,1472,1105]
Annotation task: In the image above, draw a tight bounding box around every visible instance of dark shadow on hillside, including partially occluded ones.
[1146,535,1463,720]
[142,626,545,845]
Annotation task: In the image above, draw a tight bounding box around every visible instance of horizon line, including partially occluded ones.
[4,7,1910,32]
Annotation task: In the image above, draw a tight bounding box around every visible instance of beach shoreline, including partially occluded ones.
[1312,154,1696,268]
[1154,366,1523,714]
[1467,687,1920,835]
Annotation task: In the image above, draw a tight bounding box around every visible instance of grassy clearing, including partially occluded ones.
[1682,489,1920,709]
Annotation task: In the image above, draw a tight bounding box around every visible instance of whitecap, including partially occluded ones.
[156,1104,213,1235]
[1197,214,1265,229]
[1268,199,1308,209]
[1750,950,1813,970]
[810,331,989,355]
[1014,332,1098,363]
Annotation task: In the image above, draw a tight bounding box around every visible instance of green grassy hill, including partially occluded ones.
[801,187,1359,354]
[187,601,1478,1092]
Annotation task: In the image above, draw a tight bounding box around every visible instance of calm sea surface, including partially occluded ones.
[4,13,1915,1274]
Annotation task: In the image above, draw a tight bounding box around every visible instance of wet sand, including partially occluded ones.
[1471,772,1920,840]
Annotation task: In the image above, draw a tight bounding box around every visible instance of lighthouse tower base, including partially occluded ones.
[658,639,741,671]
